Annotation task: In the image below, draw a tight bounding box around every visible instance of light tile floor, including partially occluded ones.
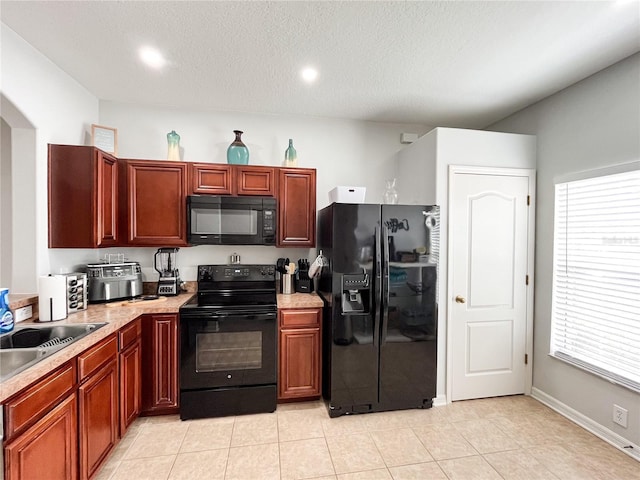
[96,395,640,480]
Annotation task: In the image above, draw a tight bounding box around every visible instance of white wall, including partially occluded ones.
[82,101,432,281]
[0,119,11,287]
[488,53,640,449]
[1,23,431,288]
[0,23,99,292]
[395,127,537,403]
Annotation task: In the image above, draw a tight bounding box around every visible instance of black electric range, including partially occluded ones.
[179,264,277,420]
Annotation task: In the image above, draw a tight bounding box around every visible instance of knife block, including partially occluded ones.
[296,271,313,293]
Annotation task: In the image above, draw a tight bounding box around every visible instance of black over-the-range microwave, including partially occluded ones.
[187,195,277,245]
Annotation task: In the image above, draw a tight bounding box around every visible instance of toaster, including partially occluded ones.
[86,262,143,303]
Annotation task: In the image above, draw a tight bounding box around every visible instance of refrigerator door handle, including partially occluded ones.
[374,225,382,349]
[382,224,390,345]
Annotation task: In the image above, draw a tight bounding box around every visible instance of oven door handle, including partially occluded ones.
[214,310,277,318]
[182,310,277,319]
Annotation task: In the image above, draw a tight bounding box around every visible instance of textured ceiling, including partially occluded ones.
[2,1,639,128]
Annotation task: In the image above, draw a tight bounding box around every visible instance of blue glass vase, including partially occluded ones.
[227,130,249,165]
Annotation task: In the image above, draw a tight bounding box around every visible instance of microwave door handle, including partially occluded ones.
[219,203,260,211]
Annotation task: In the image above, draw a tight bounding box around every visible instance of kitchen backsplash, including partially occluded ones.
[49,245,316,282]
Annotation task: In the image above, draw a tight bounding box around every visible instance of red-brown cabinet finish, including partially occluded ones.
[121,160,188,246]
[189,163,233,195]
[141,314,179,415]
[48,144,118,248]
[78,360,119,480]
[277,168,316,247]
[4,393,78,480]
[278,308,322,401]
[119,319,142,436]
[3,361,77,441]
[237,166,276,196]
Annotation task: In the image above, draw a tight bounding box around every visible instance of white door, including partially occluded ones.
[449,167,534,401]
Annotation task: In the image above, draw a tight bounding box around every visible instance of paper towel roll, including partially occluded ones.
[39,275,67,322]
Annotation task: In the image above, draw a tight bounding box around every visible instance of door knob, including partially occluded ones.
[455,295,466,304]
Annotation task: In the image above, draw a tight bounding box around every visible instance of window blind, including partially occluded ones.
[550,169,640,392]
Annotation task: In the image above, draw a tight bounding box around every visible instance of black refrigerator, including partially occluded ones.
[317,202,439,417]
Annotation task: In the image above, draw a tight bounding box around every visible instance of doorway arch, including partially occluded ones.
[1,93,37,292]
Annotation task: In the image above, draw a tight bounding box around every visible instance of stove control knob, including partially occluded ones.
[201,270,212,281]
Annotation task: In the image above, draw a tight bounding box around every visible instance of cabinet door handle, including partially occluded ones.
[455,295,466,304]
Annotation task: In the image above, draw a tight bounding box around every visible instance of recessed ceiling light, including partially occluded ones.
[301,67,318,83]
[139,46,166,69]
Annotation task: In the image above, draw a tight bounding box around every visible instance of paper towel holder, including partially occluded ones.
[38,274,68,322]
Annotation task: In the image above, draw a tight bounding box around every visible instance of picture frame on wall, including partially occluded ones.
[91,124,118,155]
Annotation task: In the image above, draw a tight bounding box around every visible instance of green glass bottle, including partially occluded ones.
[167,130,180,161]
[284,138,297,167]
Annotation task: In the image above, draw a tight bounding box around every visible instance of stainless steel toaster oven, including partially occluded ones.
[86,262,143,303]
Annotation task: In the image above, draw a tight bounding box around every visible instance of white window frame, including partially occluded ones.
[550,162,640,393]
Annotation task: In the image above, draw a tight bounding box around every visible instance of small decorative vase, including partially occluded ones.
[227,130,249,165]
[167,130,180,161]
[383,178,399,204]
[284,138,297,167]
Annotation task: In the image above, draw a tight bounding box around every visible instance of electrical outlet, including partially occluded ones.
[613,404,628,428]
[14,305,33,323]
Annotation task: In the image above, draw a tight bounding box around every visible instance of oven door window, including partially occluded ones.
[196,331,262,372]
[180,312,277,390]
[191,207,258,236]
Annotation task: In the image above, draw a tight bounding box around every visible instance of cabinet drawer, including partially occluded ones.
[119,319,141,350]
[279,308,321,328]
[78,334,118,382]
[4,361,76,440]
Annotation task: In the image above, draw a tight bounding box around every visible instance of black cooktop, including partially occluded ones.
[180,264,277,312]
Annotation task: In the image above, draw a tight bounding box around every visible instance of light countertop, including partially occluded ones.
[1,291,325,402]
[0,293,193,403]
[277,292,324,309]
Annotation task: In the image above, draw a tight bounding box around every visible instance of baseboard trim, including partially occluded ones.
[531,387,640,462]
[433,394,447,407]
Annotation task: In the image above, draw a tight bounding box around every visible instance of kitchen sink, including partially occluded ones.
[0,323,107,382]
[0,323,106,349]
[0,349,48,382]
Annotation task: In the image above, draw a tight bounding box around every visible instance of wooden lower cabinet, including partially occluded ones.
[119,319,142,435]
[141,314,179,415]
[119,339,141,434]
[278,308,322,400]
[78,359,119,480]
[4,393,78,480]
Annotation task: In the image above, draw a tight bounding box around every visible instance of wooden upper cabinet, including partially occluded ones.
[189,164,275,196]
[48,144,118,248]
[237,166,275,196]
[120,160,188,246]
[277,168,316,247]
[189,163,233,195]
